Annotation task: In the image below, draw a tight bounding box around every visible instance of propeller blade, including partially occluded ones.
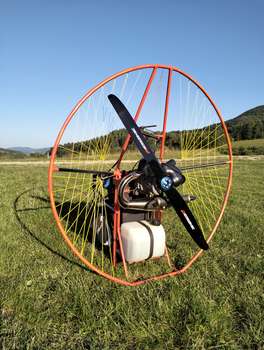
[108,94,157,163]
[166,187,209,250]
[108,93,208,250]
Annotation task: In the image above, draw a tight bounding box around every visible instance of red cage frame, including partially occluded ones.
[48,64,233,286]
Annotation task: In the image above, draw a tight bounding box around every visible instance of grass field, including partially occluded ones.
[232,139,264,148]
[0,159,263,349]
[222,139,264,156]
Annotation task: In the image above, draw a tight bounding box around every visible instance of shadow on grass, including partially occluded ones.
[32,192,114,260]
[13,187,93,274]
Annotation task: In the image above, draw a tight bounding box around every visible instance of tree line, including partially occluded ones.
[52,106,264,157]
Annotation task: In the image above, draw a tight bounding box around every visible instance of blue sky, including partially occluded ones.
[0,0,263,148]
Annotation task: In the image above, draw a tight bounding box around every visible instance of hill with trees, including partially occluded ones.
[56,105,264,156]
[2,105,263,159]
[225,105,264,141]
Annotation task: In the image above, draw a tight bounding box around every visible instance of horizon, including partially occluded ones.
[1,0,263,148]
[6,101,264,150]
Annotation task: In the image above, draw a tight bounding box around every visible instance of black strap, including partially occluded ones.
[138,221,154,260]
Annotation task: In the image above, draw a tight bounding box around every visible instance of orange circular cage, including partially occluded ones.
[48,64,233,286]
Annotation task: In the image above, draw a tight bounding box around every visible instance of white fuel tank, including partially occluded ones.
[120,221,166,263]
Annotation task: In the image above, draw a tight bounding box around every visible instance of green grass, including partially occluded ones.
[221,138,264,155]
[232,138,264,148]
[0,160,263,349]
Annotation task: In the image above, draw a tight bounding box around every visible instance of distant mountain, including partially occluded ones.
[0,147,22,154]
[7,147,50,154]
[0,147,26,158]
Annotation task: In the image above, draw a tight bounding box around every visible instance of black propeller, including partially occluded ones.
[108,93,209,251]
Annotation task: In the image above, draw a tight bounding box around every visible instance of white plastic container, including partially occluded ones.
[120,221,166,263]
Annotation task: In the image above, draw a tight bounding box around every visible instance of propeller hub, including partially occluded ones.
[160,176,173,191]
